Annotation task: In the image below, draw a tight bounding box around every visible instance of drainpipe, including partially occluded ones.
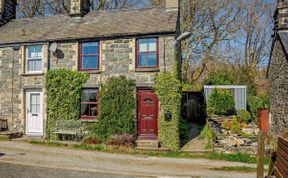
[10,45,20,130]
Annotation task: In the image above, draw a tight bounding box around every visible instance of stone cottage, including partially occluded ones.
[268,0,288,138]
[0,0,180,143]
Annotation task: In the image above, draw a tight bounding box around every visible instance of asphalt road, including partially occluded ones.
[0,162,148,178]
[0,141,256,178]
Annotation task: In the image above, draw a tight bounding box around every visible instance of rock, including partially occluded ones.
[242,138,252,145]
[242,128,254,135]
[252,142,258,147]
[254,128,260,135]
[236,138,245,147]
[226,136,238,147]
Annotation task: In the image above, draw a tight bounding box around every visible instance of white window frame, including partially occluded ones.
[26,45,43,74]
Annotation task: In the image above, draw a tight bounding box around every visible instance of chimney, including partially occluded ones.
[69,0,91,17]
[0,0,17,27]
[166,0,179,11]
[0,0,4,15]
[275,0,288,30]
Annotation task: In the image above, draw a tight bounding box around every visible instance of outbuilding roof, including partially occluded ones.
[0,7,178,45]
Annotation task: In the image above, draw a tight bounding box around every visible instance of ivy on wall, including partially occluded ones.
[92,76,136,141]
[45,69,89,137]
[154,72,182,151]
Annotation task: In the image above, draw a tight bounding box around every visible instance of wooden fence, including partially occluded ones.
[268,136,288,178]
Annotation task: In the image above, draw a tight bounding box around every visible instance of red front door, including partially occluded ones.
[137,89,158,139]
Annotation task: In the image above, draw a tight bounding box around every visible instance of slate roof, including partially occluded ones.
[0,7,178,45]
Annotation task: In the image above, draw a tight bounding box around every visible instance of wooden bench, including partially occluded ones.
[52,120,82,141]
[268,136,288,178]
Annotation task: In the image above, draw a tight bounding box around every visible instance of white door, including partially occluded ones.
[26,90,43,136]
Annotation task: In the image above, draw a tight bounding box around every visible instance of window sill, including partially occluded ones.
[79,70,101,74]
[80,117,98,122]
[134,68,160,72]
[22,73,44,76]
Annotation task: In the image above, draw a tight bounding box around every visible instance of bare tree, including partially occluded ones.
[17,0,151,17]
[237,0,274,77]
[17,0,44,17]
[181,0,241,83]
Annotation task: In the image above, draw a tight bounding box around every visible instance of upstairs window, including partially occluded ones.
[79,42,99,71]
[26,45,42,73]
[80,88,98,120]
[136,38,158,68]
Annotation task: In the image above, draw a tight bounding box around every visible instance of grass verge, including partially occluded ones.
[212,166,257,172]
[0,136,10,141]
[28,140,269,164]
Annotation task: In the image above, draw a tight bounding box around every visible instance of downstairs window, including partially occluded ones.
[80,88,98,120]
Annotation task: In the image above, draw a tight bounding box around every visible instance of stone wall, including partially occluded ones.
[0,35,176,135]
[49,36,176,87]
[268,38,288,138]
[0,48,23,131]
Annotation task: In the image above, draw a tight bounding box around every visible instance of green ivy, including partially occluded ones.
[154,72,182,151]
[92,76,136,141]
[45,69,89,138]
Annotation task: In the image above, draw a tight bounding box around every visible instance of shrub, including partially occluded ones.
[82,136,101,145]
[92,76,136,141]
[207,89,235,116]
[221,119,232,130]
[230,117,241,134]
[199,123,213,149]
[237,109,252,123]
[247,95,263,122]
[247,93,270,122]
[154,72,182,151]
[45,69,89,138]
[106,134,136,147]
[204,69,236,85]
[179,119,191,146]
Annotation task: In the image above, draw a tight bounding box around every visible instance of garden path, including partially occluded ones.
[181,123,210,153]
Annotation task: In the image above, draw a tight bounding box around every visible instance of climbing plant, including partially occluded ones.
[45,69,89,137]
[154,72,182,151]
[92,76,136,141]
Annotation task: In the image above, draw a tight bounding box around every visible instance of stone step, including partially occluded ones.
[136,139,159,148]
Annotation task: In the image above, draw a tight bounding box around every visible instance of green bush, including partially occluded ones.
[154,72,182,151]
[207,89,235,116]
[247,95,263,122]
[230,116,241,134]
[204,69,236,85]
[199,122,213,149]
[260,93,270,108]
[179,119,191,146]
[45,69,89,138]
[237,109,251,123]
[247,93,270,122]
[92,76,136,141]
